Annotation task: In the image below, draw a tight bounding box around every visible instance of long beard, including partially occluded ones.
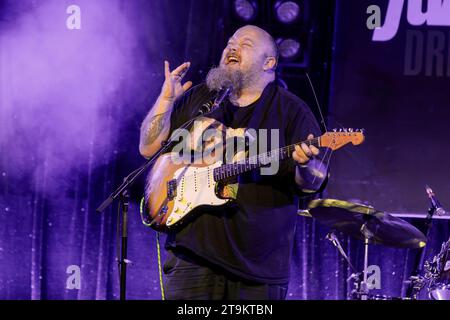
[206,66,242,96]
[206,65,259,103]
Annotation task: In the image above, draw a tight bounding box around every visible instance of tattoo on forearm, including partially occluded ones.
[141,113,166,145]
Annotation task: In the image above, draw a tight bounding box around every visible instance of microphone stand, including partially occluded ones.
[119,189,129,300]
[96,146,168,300]
[95,87,232,300]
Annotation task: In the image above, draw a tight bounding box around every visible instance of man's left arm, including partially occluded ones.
[292,134,328,193]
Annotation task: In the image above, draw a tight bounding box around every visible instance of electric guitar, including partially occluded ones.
[144,129,365,231]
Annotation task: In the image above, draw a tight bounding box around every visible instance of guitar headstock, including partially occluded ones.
[320,128,365,151]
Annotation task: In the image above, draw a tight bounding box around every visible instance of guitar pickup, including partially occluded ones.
[167,179,177,199]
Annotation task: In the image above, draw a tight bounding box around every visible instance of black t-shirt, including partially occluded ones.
[164,81,323,284]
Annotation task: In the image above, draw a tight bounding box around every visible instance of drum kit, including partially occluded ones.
[299,198,450,300]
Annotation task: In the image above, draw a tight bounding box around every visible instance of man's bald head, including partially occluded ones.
[233,25,279,70]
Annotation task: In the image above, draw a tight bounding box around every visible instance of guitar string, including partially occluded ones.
[174,137,336,183]
[164,126,359,184]
[178,136,320,177]
[170,140,337,203]
[172,139,321,182]
[175,145,335,194]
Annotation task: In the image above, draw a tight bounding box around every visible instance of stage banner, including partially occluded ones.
[327,0,450,215]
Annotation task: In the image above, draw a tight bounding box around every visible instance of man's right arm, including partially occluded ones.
[139,61,192,159]
[139,97,174,158]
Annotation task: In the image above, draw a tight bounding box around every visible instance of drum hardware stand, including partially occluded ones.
[326,231,357,272]
[406,190,440,299]
[326,231,362,300]
[358,223,373,300]
[326,225,373,300]
[343,223,373,300]
[310,199,428,300]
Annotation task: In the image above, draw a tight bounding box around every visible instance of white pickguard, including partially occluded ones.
[165,161,229,227]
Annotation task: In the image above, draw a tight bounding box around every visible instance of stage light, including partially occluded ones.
[277,38,301,60]
[274,1,300,24]
[233,0,258,21]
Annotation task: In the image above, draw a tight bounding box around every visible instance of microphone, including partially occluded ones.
[425,185,447,216]
[197,86,233,115]
[198,100,213,115]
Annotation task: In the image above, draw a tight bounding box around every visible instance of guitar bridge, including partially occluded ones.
[167,179,177,199]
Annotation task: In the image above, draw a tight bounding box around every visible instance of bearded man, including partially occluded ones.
[139,25,328,300]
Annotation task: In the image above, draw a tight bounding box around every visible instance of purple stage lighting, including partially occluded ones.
[275,1,301,24]
[277,38,301,60]
[233,0,258,21]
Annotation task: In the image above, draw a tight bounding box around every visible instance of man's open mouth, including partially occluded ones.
[226,56,240,65]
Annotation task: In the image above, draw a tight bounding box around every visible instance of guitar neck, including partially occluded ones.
[213,137,320,182]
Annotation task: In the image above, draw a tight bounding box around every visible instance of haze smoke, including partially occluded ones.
[0,0,144,195]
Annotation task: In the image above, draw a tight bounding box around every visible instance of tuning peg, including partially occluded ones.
[333,128,337,132]
[348,128,354,132]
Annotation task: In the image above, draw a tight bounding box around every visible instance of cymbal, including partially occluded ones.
[305,199,427,249]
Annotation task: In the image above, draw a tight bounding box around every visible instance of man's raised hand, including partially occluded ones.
[160,61,193,103]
